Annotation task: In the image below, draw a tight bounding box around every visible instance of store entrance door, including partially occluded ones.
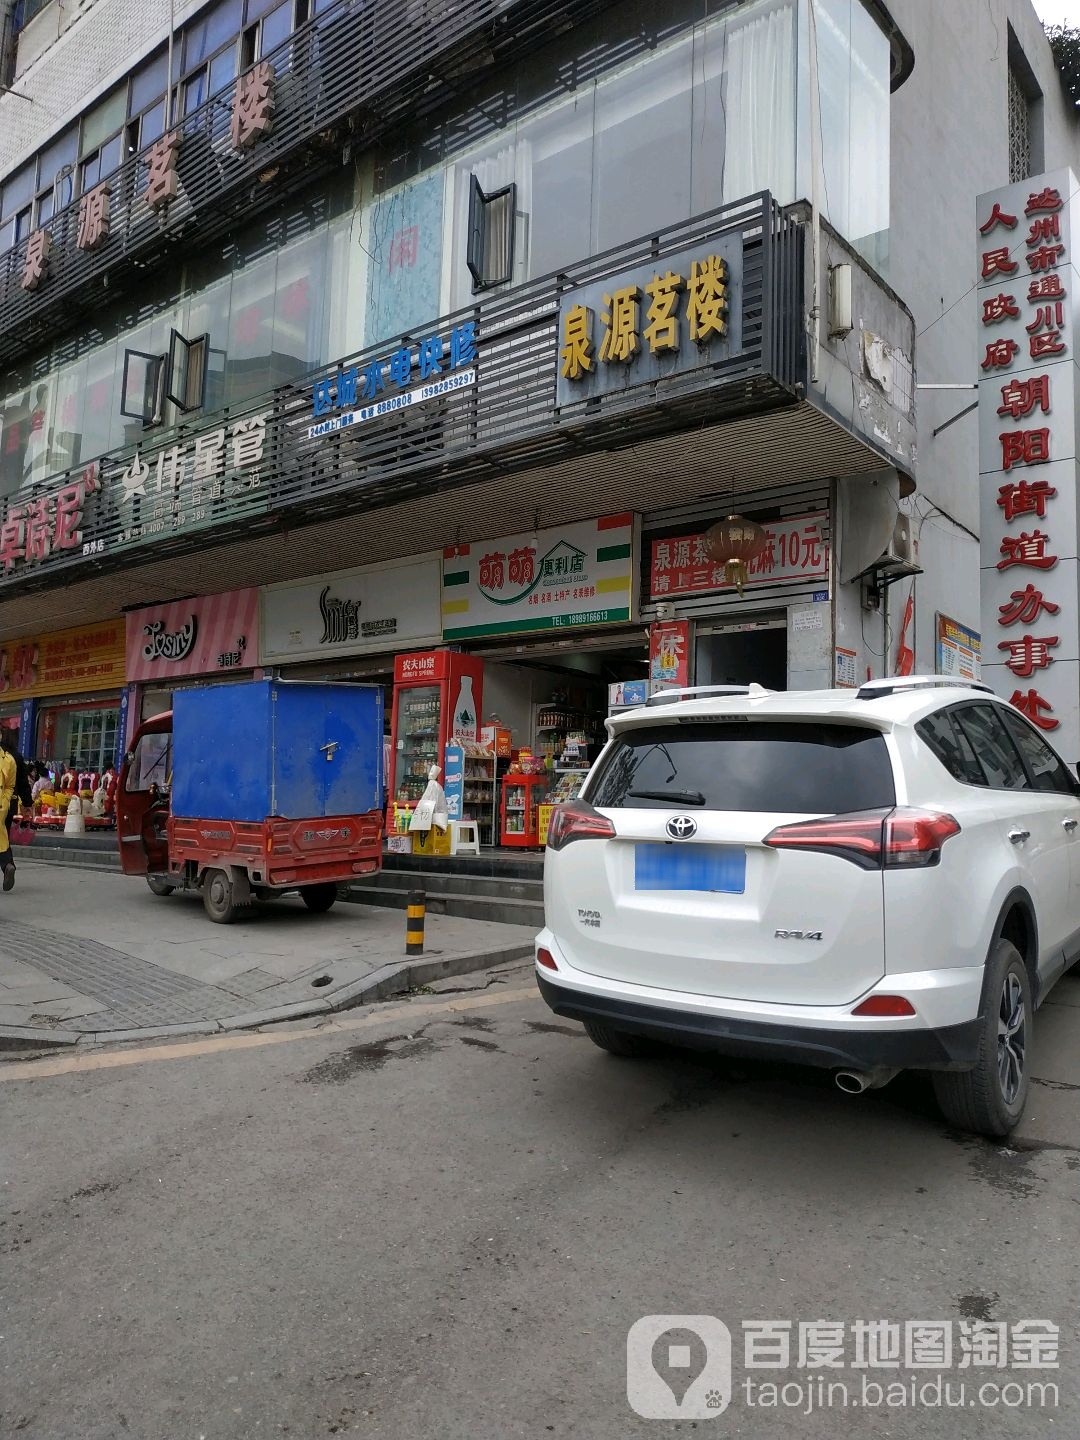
[695,619,787,691]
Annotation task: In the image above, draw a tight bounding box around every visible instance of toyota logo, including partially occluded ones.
[666,815,698,841]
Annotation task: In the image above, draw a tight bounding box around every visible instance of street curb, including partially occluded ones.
[0,1024,83,1053]
[218,997,335,1031]
[329,943,536,1009]
[0,941,536,1054]
[78,1020,228,1046]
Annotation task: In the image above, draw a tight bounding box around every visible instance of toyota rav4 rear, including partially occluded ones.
[536,681,1080,1136]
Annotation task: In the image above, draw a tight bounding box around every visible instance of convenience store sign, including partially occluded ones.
[441,515,635,639]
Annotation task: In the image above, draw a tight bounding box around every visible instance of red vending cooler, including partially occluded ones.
[500,771,552,848]
[388,650,484,832]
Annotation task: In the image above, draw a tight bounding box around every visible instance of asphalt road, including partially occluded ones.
[3,960,1078,1439]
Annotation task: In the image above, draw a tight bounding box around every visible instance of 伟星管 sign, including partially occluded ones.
[441,515,636,640]
[556,239,743,408]
[125,588,260,682]
[0,619,126,702]
[649,515,829,599]
[262,557,442,665]
[976,168,1080,762]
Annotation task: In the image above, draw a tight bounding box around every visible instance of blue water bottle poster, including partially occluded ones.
[443,743,465,822]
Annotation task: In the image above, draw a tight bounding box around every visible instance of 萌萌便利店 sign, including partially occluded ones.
[307,323,478,441]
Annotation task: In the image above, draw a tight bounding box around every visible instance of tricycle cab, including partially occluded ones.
[117,710,173,877]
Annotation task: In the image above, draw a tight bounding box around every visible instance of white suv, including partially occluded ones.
[536,677,1080,1136]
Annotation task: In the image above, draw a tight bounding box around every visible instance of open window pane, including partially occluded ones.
[121,349,164,424]
[166,330,209,413]
[466,175,516,291]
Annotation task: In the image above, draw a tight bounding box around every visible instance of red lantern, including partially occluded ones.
[704,514,768,596]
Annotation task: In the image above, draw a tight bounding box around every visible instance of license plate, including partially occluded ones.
[635,843,746,893]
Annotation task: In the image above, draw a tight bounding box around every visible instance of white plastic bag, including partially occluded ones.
[409,765,449,833]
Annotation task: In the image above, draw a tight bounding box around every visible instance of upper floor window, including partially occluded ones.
[79,88,126,195]
[12,0,53,33]
[1008,66,1031,183]
[0,160,35,253]
[1006,27,1044,184]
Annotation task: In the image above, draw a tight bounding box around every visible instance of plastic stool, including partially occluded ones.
[451,820,480,856]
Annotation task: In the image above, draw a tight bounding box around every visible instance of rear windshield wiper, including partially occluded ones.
[627,789,707,806]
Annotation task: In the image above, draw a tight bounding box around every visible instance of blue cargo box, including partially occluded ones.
[171,678,383,823]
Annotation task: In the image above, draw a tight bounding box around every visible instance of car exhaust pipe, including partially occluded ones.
[834,1067,899,1094]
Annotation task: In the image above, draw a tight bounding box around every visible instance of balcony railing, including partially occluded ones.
[0,193,806,599]
[0,0,616,367]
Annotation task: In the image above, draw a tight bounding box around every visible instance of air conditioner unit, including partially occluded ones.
[862,514,921,579]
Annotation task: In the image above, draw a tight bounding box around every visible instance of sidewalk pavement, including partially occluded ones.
[0,861,537,1052]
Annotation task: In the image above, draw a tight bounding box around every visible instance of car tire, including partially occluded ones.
[300,883,338,914]
[203,868,239,924]
[583,1018,649,1057]
[146,875,174,897]
[932,938,1032,1137]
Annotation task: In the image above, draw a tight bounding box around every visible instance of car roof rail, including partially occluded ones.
[856,676,994,701]
[645,683,771,707]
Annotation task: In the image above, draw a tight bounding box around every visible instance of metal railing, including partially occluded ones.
[0,0,615,366]
[0,192,806,598]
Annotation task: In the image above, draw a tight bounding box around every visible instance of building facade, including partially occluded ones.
[0,0,1074,784]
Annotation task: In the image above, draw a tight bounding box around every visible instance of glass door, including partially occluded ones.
[394,685,442,806]
[503,779,528,836]
[66,707,120,775]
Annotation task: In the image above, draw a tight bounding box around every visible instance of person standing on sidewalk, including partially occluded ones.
[0,729,20,891]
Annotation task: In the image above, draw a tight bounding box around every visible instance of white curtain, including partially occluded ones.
[722,0,796,204]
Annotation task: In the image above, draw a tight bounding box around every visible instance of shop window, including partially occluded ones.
[466,175,517,291]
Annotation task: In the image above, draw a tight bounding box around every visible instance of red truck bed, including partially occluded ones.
[168,813,382,889]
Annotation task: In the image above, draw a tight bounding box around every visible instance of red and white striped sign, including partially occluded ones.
[125,587,259,681]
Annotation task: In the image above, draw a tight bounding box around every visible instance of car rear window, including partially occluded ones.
[585,721,896,813]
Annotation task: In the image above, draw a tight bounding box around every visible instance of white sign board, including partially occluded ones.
[977,168,1080,764]
[261,556,442,665]
[441,514,635,640]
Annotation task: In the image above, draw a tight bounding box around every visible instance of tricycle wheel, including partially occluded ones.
[146,875,175,897]
[300,883,338,914]
[203,868,239,924]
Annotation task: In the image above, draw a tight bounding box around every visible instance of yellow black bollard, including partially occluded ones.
[406,890,426,956]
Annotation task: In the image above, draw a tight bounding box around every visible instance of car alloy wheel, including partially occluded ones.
[997,970,1026,1106]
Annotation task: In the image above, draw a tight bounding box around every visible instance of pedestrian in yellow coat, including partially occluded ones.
[0,728,18,891]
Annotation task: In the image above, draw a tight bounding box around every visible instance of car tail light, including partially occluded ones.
[546,799,616,851]
[537,947,558,971]
[851,995,917,1017]
[764,808,960,870]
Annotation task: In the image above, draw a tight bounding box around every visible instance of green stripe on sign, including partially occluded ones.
[443,570,470,587]
[444,609,631,640]
[596,543,631,563]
